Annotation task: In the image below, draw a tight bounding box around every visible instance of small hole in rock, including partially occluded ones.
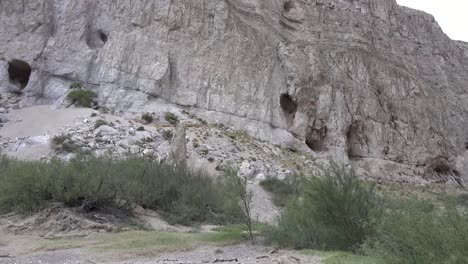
[8,59,32,90]
[98,30,108,43]
[284,1,294,12]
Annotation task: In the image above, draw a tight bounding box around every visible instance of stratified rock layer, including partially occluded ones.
[1,0,467,182]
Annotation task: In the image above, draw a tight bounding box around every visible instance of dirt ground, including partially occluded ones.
[0,231,321,264]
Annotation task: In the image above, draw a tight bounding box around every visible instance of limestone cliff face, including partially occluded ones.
[1,0,467,182]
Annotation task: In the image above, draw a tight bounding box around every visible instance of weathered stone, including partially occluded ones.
[168,124,187,167]
[0,0,467,182]
[93,125,118,136]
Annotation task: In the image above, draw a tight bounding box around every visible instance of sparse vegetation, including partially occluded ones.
[51,134,80,153]
[164,112,179,126]
[363,198,468,264]
[224,168,255,241]
[141,112,154,124]
[67,89,97,108]
[136,126,145,131]
[0,156,243,226]
[268,161,468,264]
[162,130,173,141]
[70,81,84,89]
[94,119,108,129]
[260,175,302,207]
[138,137,154,144]
[269,162,380,251]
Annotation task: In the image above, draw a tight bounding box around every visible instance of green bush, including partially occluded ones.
[141,113,153,124]
[164,112,179,126]
[363,199,468,264]
[0,156,242,226]
[269,162,379,251]
[260,175,302,207]
[67,89,97,108]
[51,134,80,153]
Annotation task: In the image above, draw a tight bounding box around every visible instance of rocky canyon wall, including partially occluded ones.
[0,0,467,183]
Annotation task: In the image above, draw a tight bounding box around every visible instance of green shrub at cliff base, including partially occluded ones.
[363,198,468,264]
[259,174,303,207]
[0,155,243,226]
[269,161,380,251]
[67,89,97,108]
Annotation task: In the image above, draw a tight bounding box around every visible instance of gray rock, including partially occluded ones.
[168,124,187,167]
[94,125,118,136]
[0,114,8,123]
[0,0,467,182]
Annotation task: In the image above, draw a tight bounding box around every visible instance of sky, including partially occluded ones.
[396,0,468,42]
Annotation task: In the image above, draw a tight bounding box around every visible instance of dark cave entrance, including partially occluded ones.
[8,59,32,90]
[98,30,108,43]
[280,93,298,124]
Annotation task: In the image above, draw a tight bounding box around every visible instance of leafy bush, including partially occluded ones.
[269,162,379,251]
[67,89,97,108]
[94,119,108,129]
[363,199,468,264]
[0,156,242,226]
[260,175,302,207]
[51,134,80,153]
[141,113,153,124]
[164,112,179,126]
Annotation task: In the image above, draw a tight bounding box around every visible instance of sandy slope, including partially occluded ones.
[0,105,94,159]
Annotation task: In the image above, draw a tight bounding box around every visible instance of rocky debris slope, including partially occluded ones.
[0,0,467,183]
[1,105,319,222]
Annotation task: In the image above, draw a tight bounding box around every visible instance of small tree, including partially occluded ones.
[224,168,254,241]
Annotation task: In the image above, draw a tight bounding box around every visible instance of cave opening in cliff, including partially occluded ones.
[280,93,297,116]
[280,93,298,127]
[8,59,31,90]
[305,126,328,152]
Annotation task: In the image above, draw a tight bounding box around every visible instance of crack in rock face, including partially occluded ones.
[0,0,467,183]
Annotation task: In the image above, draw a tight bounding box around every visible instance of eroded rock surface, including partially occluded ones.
[0,0,467,182]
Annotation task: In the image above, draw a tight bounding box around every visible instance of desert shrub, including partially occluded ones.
[70,81,84,89]
[363,199,468,264]
[162,130,173,141]
[457,193,468,206]
[136,126,145,131]
[269,162,380,251]
[51,134,80,153]
[94,119,108,129]
[67,89,97,108]
[260,174,302,207]
[0,156,242,226]
[164,112,179,126]
[141,113,153,124]
[223,168,254,241]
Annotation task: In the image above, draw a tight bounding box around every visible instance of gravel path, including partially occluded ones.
[0,245,321,264]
